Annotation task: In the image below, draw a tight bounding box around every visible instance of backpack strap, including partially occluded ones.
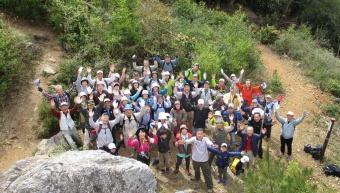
[98,124,103,134]
[122,114,138,132]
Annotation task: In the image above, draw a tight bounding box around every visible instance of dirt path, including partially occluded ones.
[0,14,67,171]
[257,44,340,191]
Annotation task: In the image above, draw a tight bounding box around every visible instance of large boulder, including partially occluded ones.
[35,132,70,157]
[0,151,157,193]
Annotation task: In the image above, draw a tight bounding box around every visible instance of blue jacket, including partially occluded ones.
[221,110,243,132]
[237,130,264,157]
[208,147,241,168]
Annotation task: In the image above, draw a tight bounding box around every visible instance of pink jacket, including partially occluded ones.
[127,135,158,153]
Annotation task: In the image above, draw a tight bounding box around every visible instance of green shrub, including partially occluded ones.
[273,24,340,97]
[0,15,40,99]
[37,99,59,138]
[267,70,284,94]
[241,149,317,193]
[258,25,280,45]
[323,103,340,120]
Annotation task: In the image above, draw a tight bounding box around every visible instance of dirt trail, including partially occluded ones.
[257,44,340,191]
[0,14,67,171]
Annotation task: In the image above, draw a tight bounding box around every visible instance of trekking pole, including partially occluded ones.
[320,118,336,161]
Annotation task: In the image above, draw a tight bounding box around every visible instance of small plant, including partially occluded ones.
[258,25,280,45]
[323,103,340,120]
[37,100,59,138]
[267,70,284,94]
[325,79,340,98]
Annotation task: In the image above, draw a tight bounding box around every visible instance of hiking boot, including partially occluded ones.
[224,180,228,186]
[165,167,170,173]
[174,168,179,174]
[279,152,284,157]
[216,178,221,183]
[287,156,292,161]
[186,169,191,176]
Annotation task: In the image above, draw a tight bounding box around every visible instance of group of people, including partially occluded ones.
[39,53,308,192]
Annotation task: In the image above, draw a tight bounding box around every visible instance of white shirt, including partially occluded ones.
[185,137,213,162]
[60,111,75,130]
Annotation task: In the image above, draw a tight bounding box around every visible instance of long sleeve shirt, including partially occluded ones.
[133,60,158,74]
[185,137,213,162]
[127,135,158,153]
[156,55,178,74]
[76,75,93,94]
[43,84,76,107]
[275,111,306,139]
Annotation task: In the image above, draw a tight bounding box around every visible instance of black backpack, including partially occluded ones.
[323,164,340,177]
[310,144,323,160]
[162,61,174,71]
[304,143,312,153]
[181,92,194,112]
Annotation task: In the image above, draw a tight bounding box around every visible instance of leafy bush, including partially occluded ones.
[323,103,340,120]
[258,25,280,45]
[0,15,40,98]
[273,25,340,98]
[299,0,340,56]
[267,70,284,94]
[241,149,317,193]
[0,0,50,21]
[37,99,59,138]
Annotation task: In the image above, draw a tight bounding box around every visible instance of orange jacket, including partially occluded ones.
[236,82,262,106]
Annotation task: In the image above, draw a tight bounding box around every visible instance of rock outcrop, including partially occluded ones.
[0,151,156,193]
[34,132,70,157]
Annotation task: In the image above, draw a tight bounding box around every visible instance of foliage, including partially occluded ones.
[267,70,285,94]
[323,103,340,120]
[258,25,280,45]
[299,0,340,56]
[0,14,40,98]
[241,149,317,193]
[273,24,340,98]
[37,99,59,138]
[0,0,50,21]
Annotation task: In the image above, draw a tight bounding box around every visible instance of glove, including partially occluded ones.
[221,69,225,74]
[112,101,118,109]
[152,54,156,60]
[38,87,43,92]
[184,70,189,77]
[240,69,244,74]
[203,73,207,80]
[107,86,112,94]
[76,96,82,104]
[303,112,307,117]
[166,96,170,101]
[255,90,260,97]
[132,54,137,62]
[209,106,213,111]
[99,94,105,102]
[261,82,267,89]
[277,95,283,102]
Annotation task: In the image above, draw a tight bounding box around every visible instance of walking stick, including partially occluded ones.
[320,118,336,161]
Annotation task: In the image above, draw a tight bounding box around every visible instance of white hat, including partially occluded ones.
[121,96,128,101]
[216,118,224,123]
[103,98,111,102]
[79,92,87,98]
[265,95,272,99]
[163,71,170,76]
[132,80,139,84]
[214,111,222,116]
[198,99,204,105]
[287,111,294,116]
[158,112,167,120]
[252,99,258,103]
[230,74,236,77]
[60,102,68,106]
[114,73,120,78]
[123,89,131,95]
[228,103,235,108]
[151,83,160,90]
[97,70,103,74]
[96,81,105,86]
[142,90,149,95]
[108,143,116,149]
[219,78,225,82]
[241,156,250,163]
[221,143,228,148]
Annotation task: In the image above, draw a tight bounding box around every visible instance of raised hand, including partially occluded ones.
[113,108,119,115]
[184,70,189,77]
[152,128,157,135]
[303,111,308,117]
[221,69,225,74]
[89,93,93,100]
[175,51,178,57]
[240,69,244,74]
[125,74,130,80]
[212,74,216,79]
[261,82,267,89]
[239,123,245,131]
[112,101,118,109]
[175,81,179,88]
[127,130,134,138]
[132,54,137,62]
[166,96,170,101]
[208,112,213,119]
[203,73,207,80]
[120,134,123,141]
[86,67,92,74]
[89,110,94,117]
[122,67,126,74]
[261,128,267,134]
[78,67,83,75]
[107,86,112,94]
[241,150,246,155]
[277,95,283,102]
[132,100,137,107]
[98,94,105,102]
[211,144,219,149]
[110,65,115,72]
[74,96,82,104]
[50,99,55,107]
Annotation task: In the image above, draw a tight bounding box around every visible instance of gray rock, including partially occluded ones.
[33,34,50,42]
[35,132,70,157]
[0,151,156,193]
[43,66,57,76]
[21,42,40,55]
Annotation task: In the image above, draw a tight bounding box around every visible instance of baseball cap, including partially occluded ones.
[79,92,87,98]
[103,98,111,102]
[216,118,224,123]
[158,112,167,120]
[163,71,170,76]
[198,99,204,105]
[241,156,250,163]
[221,143,228,148]
[287,111,294,116]
[219,78,225,82]
[204,81,210,85]
[96,81,105,86]
[265,95,272,99]
[121,96,128,101]
[97,70,103,74]
[194,63,200,67]
[193,74,198,77]
[214,111,222,116]
[123,89,131,95]
[228,103,235,108]
[60,102,68,106]
[108,143,116,149]
[252,99,258,103]
[230,74,236,77]
[142,90,149,95]
[87,100,95,105]
[124,104,133,110]
[175,101,180,105]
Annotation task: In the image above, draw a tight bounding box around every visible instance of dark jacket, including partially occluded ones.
[248,117,272,134]
[77,101,103,129]
[157,129,172,153]
[221,110,243,132]
[100,140,123,156]
[237,130,264,157]
[101,106,116,121]
[208,147,241,168]
[175,132,192,155]
[184,76,204,91]
[193,106,210,128]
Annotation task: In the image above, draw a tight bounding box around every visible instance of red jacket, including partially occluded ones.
[236,82,262,106]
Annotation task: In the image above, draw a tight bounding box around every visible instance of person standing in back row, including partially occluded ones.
[275,109,308,161]
[156,52,179,74]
